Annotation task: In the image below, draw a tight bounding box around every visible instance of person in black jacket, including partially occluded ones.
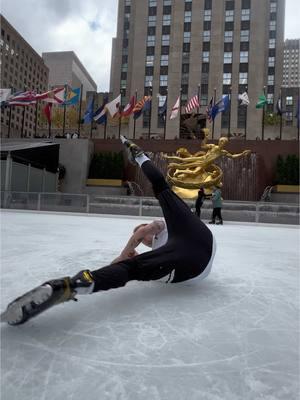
[195,187,206,218]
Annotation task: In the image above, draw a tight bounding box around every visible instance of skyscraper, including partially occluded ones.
[0,14,49,138]
[110,0,285,139]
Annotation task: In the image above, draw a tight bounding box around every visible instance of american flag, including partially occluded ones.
[185,94,199,113]
[7,90,37,106]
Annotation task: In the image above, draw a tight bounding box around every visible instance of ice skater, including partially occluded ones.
[1,137,216,325]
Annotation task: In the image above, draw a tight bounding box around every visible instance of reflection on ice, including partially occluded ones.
[1,211,299,400]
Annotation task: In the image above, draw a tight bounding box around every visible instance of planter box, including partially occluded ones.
[274,185,300,193]
[86,179,123,187]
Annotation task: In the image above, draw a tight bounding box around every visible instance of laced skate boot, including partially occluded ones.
[216,220,223,225]
[1,270,95,326]
[208,220,215,224]
[120,135,145,165]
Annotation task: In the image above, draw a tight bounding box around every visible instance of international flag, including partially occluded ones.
[210,95,230,121]
[206,96,214,122]
[238,92,250,106]
[255,94,267,109]
[44,103,52,124]
[170,96,180,120]
[7,90,37,106]
[121,96,136,117]
[93,97,108,124]
[185,94,199,113]
[106,94,121,117]
[133,96,151,119]
[37,87,65,104]
[64,87,80,105]
[83,96,95,123]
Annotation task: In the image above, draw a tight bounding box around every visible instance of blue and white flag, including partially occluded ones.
[83,96,94,123]
[93,97,108,124]
[210,95,230,121]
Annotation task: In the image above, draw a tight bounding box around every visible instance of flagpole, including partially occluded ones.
[197,83,200,114]
[228,87,232,138]
[297,87,300,142]
[7,105,12,138]
[78,84,83,137]
[279,87,283,140]
[244,86,248,140]
[62,84,67,136]
[118,91,122,139]
[104,113,107,139]
[212,88,216,140]
[133,90,137,139]
[21,106,25,138]
[90,92,95,139]
[179,88,182,138]
[34,101,38,138]
[262,86,266,140]
[148,87,152,139]
[48,114,51,139]
[163,89,168,140]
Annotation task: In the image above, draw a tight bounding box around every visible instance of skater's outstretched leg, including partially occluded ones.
[1,270,95,325]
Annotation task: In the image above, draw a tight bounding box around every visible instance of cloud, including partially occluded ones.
[1,0,118,91]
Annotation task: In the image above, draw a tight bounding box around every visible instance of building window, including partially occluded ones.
[184,32,191,43]
[286,96,293,106]
[239,72,248,84]
[286,111,293,126]
[267,94,274,104]
[184,2,192,11]
[270,2,277,13]
[268,56,275,67]
[269,20,276,31]
[224,31,233,42]
[226,1,235,10]
[241,9,250,20]
[163,0,172,5]
[269,38,276,48]
[225,10,234,22]
[223,73,232,84]
[184,22,192,32]
[237,107,247,129]
[204,10,212,21]
[203,31,211,42]
[163,5,172,15]
[160,54,169,66]
[184,11,192,22]
[240,51,248,63]
[182,63,189,73]
[204,0,212,9]
[148,15,156,26]
[163,15,171,25]
[240,30,250,42]
[224,52,232,63]
[145,76,153,87]
[162,35,170,45]
[202,51,210,62]
[160,75,168,86]
[147,36,156,46]
[242,0,251,8]
[181,73,189,84]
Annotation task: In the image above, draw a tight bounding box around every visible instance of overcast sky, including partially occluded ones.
[1,0,300,92]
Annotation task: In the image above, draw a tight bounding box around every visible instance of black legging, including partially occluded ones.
[91,161,213,292]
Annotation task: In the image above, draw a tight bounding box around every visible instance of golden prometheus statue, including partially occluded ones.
[163,129,251,199]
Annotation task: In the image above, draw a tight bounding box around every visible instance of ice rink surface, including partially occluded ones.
[1,211,299,400]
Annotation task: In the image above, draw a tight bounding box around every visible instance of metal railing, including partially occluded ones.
[0,191,299,224]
